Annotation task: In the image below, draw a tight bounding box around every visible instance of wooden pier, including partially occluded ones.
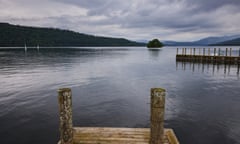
[57,88,179,144]
[176,48,240,64]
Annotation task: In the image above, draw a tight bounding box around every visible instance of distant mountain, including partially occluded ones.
[163,35,240,46]
[195,35,240,45]
[211,37,240,46]
[0,23,145,47]
[162,41,195,46]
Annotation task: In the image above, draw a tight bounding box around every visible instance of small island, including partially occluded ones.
[147,39,164,48]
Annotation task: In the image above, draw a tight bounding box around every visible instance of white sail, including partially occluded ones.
[25,44,27,52]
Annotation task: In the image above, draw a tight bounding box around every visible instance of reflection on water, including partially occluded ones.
[0,47,240,144]
[147,48,162,57]
[176,61,240,76]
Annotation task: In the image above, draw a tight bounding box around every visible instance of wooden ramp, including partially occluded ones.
[58,127,179,144]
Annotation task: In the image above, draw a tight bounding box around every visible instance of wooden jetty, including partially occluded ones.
[176,48,240,64]
[57,88,179,144]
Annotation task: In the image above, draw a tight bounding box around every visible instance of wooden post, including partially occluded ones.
[218,48,221,56]
[185,48,187,55]
[58,88,73,144]
[214,48,216,56]
[182,48,184,55]
[150,88,165,144]
[239,48,240,56]
[190,48,192,56]
[230,48,232,56]
[226,48,228,56]
[208,48,210,56]
[194,48,196,56]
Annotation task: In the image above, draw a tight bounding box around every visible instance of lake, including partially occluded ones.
[0,47,240,144]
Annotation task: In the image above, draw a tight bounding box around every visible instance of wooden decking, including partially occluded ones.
[58,127,179,144]
[57,88,179,144]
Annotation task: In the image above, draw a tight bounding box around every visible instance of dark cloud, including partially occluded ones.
[184,0,240,12]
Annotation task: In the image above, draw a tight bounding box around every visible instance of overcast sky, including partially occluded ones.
[0,0,240,41]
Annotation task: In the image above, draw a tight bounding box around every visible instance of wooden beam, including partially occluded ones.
[58,88,73,144]
[150,88,166,144]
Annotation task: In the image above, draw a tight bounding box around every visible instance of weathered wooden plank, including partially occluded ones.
[62,127,180,144]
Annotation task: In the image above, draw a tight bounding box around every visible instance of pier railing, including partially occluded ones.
[176,48,240,64]
[57,88,179,144]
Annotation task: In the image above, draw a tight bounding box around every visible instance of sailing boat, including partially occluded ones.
[24,43,27,52]
[37,44,39,51]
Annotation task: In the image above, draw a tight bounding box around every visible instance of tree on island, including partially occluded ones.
[147,39,164,48]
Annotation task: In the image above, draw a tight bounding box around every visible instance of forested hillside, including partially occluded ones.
[0,23,145,47]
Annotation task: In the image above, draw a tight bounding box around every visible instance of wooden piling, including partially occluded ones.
[151,88,166,144]
[230,48,232,56]
[226,48,228,56]
[214,48,216,56]
[58,88,73,144]
[194,48,196,56]
[208,48,210,56]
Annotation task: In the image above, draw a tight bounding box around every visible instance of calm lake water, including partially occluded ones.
[0,47,240,144]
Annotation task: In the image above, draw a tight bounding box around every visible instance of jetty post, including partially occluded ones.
[226,48,228,56]
[58,88,73,144]
[230,48,232,57]
[193,48,196,56]
[208,48,210,56]
[150,88,166,144]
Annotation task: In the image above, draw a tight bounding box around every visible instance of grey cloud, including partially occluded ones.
[1,0,240,41]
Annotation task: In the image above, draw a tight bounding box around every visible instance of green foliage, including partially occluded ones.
[147,39,164,48]
[0,23,146,47]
